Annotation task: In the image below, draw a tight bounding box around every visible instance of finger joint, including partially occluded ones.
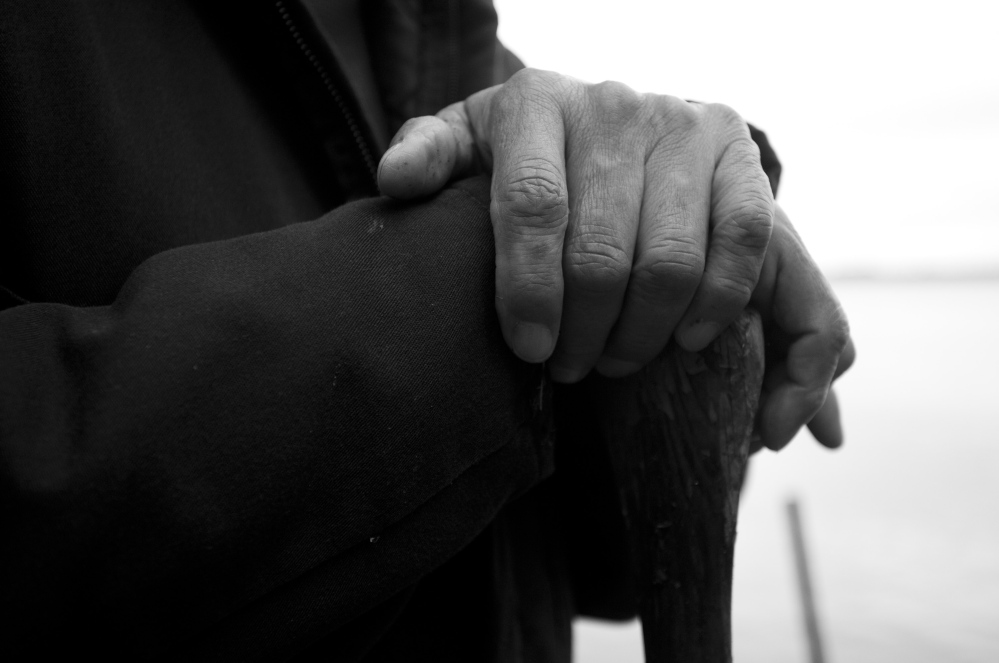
[565,231,632,295]
[500,161,570,231]
[631,237,705,303]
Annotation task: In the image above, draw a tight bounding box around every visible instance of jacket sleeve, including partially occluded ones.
[0,176,552,658]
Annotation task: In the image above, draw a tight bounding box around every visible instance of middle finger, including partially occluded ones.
[549,82,646,383]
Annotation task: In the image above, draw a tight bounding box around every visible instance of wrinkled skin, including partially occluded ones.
[378,69,855,451]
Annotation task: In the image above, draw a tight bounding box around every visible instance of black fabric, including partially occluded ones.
[0,2,557,656]
[362,0,520,135]
[331,470,575,663]
[1,175,552,658]
[0,0,344,306]
[271,0,383,197]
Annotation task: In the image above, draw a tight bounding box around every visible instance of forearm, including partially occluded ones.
[1,177,551,657]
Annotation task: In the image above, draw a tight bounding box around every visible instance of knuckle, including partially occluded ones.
[645,94,701,135]
[721,134,766,176]
[587,80,644,124]
[565,232,632,295]
[806,305,852,378]
[513,265,561,295]
[501,160,569,229]
[668,169,698,201]
[723,199,774,253]
[733,133,764,162]
[503,67,574,104]
[509,66,555,86]
[708,271,755,307]
[705,102,746,131]
[506,66,546,91]
[632,237,705,300]
[826,308,852,356]
[492,82,525,118]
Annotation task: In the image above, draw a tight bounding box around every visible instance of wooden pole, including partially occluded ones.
[595,310,764,662]
[787,499,827,663]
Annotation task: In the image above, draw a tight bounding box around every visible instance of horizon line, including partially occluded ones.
[828,268,999,283]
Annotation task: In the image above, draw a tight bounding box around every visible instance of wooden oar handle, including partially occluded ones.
[595,310,764,662]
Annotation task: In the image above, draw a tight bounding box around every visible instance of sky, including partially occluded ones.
[493,0,999,277]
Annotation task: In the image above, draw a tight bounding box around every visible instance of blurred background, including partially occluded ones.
[493,0,999,661]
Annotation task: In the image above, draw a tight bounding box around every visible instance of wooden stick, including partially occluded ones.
[595,310,764,662]
[787,499,827,663]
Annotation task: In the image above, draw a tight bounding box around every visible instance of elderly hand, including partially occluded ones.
[377,68,853,450]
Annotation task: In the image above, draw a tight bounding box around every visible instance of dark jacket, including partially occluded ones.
[0,1,780,660]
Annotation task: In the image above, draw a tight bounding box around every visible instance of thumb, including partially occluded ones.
[377,100,485,199]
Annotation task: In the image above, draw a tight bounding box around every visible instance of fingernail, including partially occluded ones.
[384,134,421,164]
[595,356,643,378]
[548,363,588,384]
[377,142,404,180]
[677,321,722,352]
[383,141,403,159]
[511,323,554,363]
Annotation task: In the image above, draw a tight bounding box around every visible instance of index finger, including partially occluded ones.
[478,70,574,363]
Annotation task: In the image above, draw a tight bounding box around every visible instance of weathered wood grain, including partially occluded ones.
[596,310,764,662]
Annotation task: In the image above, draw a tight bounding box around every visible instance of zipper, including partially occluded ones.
[275,0,378,189]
